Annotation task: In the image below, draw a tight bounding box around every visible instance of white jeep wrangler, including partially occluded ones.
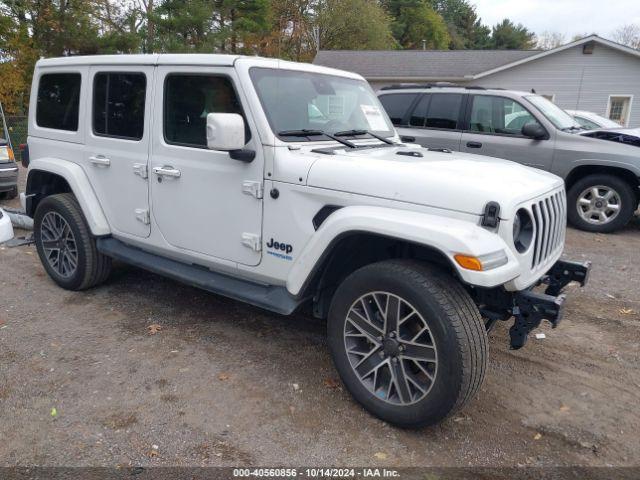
[23,55,590,427]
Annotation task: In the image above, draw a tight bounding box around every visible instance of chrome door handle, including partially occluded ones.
[89,155,111,166]
[153,166,181,178]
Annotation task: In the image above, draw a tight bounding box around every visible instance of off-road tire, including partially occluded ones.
[327,259,488,428]
[34,193,111,290]
[567,174,636,233]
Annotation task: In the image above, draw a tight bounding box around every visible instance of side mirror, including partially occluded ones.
[521,122,547,140]
[206,113,246,151]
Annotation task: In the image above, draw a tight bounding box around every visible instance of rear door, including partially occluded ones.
[460,94,555,170]
[84,66,153,237]
[403,93,465,151]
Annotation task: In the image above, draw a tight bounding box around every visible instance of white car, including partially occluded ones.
[0,208,14,243]
[566,109,622,129]
[22,54,590,427]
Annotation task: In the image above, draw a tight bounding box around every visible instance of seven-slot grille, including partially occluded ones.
[530,190,566,268]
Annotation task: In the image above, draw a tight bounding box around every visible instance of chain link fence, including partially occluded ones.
[3,116,28,162]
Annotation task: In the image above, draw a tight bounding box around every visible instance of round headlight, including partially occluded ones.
[513,209,534,253]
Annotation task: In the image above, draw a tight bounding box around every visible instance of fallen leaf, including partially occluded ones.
[50,407,58,418]
[374,452,388,460]
[218,373,230,381]
[533,433,542,440]
[560,405,570,412]
[148,450,158,458]
[619,308,635,315]
[147,324,162,335]
[323,378,340,389]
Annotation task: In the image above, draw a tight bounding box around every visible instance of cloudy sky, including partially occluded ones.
[473,0,640,40]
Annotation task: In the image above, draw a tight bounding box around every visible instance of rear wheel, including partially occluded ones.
[567,174,636,233]
[327,260,488,427]
[34,193,111,290]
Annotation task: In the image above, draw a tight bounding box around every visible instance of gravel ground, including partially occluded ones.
[1,166,639,468]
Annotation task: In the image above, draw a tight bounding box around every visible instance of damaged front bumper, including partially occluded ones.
[473,259,592,349]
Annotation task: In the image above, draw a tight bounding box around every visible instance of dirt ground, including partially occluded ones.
[1,165,639,468]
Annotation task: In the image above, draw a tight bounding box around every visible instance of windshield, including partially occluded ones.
[249,67,395,141]
[526,95,581,130]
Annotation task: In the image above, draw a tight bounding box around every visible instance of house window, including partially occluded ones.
[607,95,633,126]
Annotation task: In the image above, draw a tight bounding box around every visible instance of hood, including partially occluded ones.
[306,145,563,217]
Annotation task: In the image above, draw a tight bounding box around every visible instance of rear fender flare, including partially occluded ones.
[27,158,110,236]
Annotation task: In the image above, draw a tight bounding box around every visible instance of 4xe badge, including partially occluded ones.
[266,238,293,261]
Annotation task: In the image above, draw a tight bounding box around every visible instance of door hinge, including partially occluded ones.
[242,180,263,199]
[241,233,262,252]
[135,208,150,225]
[133,163,148,179]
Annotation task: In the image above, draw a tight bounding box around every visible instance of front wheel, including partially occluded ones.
[567,174,637,233]
[327,260,488,428]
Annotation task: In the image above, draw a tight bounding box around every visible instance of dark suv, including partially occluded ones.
[378,84,640,233]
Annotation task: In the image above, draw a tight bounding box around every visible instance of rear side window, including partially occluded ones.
[424,94,463,130]
[36,73,81,131]
[93,72,146,140]
[164,74,248,148]
[378,93,418,126]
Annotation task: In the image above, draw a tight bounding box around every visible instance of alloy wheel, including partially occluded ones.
[576,185,621,225]
[343,292,438,406]
[40,211,78,278]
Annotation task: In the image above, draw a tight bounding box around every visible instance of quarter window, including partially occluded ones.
[164,74,247,148]
[36,73,81,131]
[378,93,418,126]
[93,72,146,140]
[469,96,540,135]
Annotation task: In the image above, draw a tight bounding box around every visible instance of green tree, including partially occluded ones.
[491,19,536,49]
[316,0,396,50]
[429,0,490,49]
[382,0,450,49]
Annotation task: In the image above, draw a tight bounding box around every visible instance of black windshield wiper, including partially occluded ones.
[334,129,396,145]
[278,129,356,148]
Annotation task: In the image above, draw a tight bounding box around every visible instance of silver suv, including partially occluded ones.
[378,84,640,233]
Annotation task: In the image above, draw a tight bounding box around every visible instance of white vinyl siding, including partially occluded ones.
[473,44,640,128]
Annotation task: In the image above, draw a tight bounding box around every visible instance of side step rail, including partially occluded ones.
[96,237,302,315]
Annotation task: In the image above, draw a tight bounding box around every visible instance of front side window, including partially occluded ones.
[93,72,146,140]
[526,95,579,130]
[250,68,394,140]
[378,93,418,126]
[164,74,247,148]
[36,73,81,131]
[469,95,540,135]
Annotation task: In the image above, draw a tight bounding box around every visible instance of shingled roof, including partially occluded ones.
[313,49,541,80]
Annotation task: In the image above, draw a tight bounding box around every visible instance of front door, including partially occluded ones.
[149,66,263,266]
[460,94,555,171]
[84,66,153,237]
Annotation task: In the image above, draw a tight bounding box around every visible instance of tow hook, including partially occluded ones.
[510,291,566,350]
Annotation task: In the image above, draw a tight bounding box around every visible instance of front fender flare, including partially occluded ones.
[28,158,110,236]
[287,206,520,295]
